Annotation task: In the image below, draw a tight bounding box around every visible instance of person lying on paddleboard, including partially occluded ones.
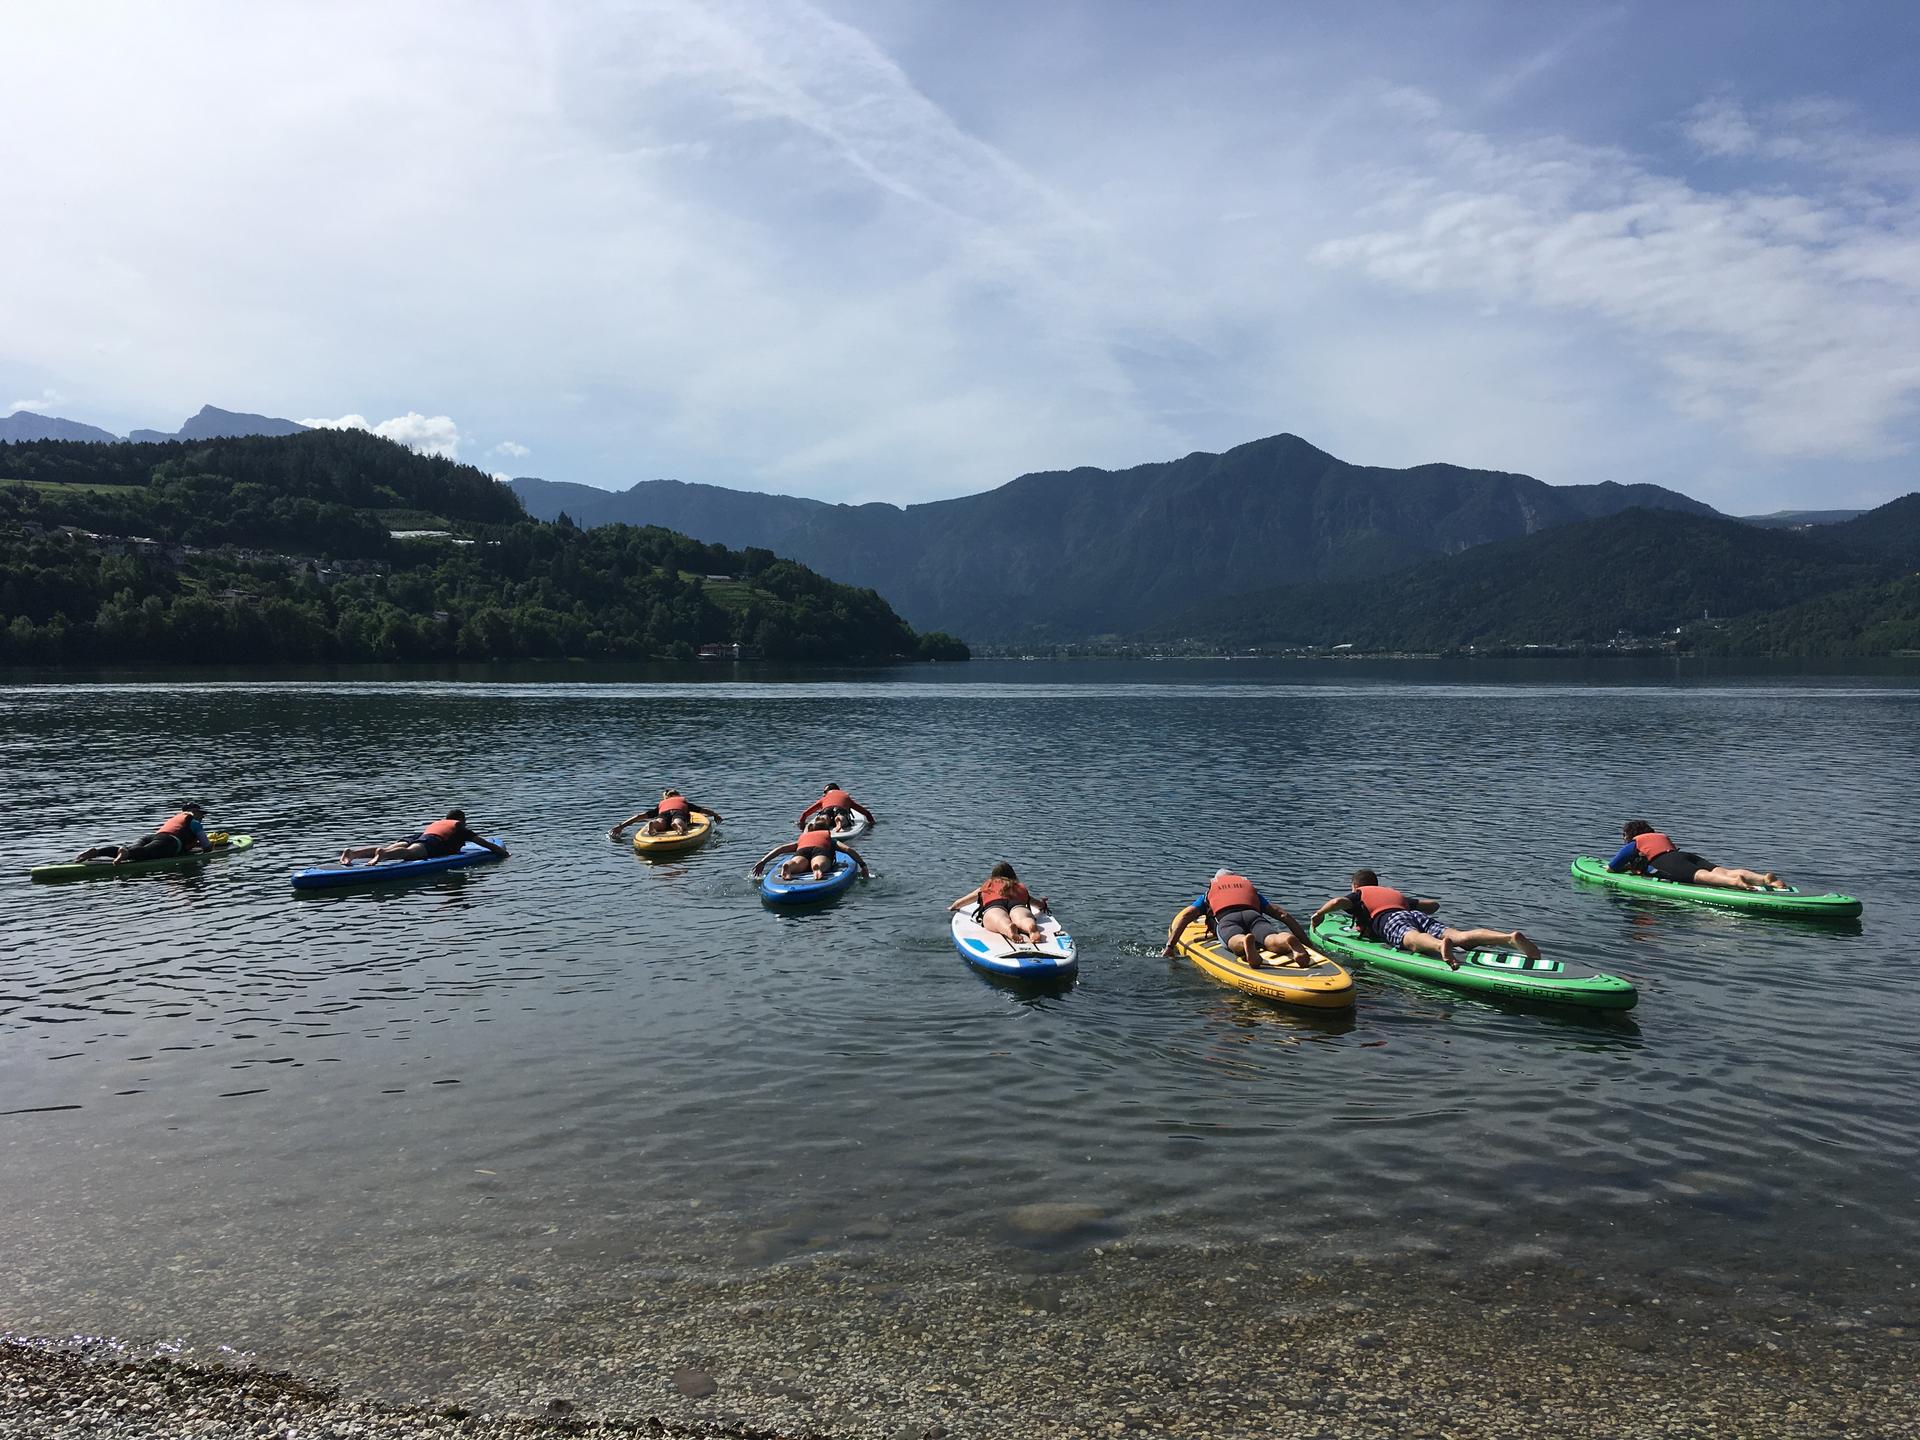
[798,784,875,832]
[752,825,870,883]
[950,862,1050,947]
[337,810,509,866]
[1309,869,1540,971]
[74,802,213,866]
[608,789,722,840]
[1605,820,1785,892]
[1163,869,1315,969]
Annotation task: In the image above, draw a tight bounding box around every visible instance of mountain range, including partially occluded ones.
[512,433,1719,640]
[1,404,307,445]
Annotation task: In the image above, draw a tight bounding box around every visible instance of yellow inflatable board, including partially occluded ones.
[1173,915,1354,1009]
[631,812,714,858]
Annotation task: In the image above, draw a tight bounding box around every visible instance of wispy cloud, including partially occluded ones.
[1313,103,1920,460]
[491,439,530,460]
[303,412,464,459]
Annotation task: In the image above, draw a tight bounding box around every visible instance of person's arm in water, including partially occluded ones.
[840,843,871,878]
[949,886,983,912]
[608,807,660,839]
[797,799,824,827]
[687,802,723,823]
[1605,841,1640,873]
[751,841,798,877]
[1307,894,1355,925]
[458,824,510,858]
[850,799,876,825]
[1162,902,1203,956]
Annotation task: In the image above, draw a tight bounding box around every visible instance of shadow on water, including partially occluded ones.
[967,966,1078,1005]
[1574,883,1868,939]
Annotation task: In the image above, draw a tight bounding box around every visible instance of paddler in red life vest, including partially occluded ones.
[1604,820,1785,892]
[798,783,875,833]
[337,809,509,867]
[608,789,723,840]
[751,825,871,883]
[1309,869,1540,971]
[1163,870,1316,969]
[949,862,1050,947]
[74,802,212,866]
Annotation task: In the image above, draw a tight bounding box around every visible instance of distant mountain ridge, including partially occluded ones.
[513,433,1718,640]
[2,403,308,445]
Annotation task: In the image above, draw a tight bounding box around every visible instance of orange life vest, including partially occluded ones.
[820,788,852,810]
[796,828,837,854]
[422,818,462,841]
[1355,884,1412,918]
[659,795,689,815]
[1206,873,1260,913]
[980,877,1030,908]
[1632,832,1676,860]
[156,811,198,838]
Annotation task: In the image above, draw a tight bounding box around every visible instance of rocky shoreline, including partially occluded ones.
[6,1237,1916,1440]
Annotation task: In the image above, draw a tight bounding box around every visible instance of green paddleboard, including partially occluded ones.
[1570,856,1862,919]
[1308,912,1637,1010]
[28,835,255,883]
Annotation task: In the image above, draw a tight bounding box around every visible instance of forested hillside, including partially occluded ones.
[0,431,964,665]
[1156,500,1920,655]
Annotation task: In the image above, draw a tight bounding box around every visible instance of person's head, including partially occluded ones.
[1621,819,1651,840]
[822,783,840,795]
[990,861,1018,881]
[1351,868,1378,888]
[446,809,467,823]
[1213,868,1235,882]
[183,801,208,817]
[662,788,682,799]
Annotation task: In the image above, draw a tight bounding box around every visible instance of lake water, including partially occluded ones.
[2,661,1917,1433]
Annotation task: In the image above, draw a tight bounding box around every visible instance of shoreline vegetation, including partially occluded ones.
[0,432,967,667]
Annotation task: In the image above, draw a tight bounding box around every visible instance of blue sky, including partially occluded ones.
[5,0,1918,511]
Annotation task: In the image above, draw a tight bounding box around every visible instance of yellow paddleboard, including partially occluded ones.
[1172,915,1354,1009]
[631,812,714,858]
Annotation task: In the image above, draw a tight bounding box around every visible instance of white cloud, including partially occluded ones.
[302,411,464,459]
[8,389,64,414]
[491,439,530,459]
[1313,107,1920,461]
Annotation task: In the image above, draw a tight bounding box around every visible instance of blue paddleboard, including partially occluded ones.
[760,850,858,905]
[290,838,507,890]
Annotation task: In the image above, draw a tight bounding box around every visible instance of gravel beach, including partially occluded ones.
[7,1241,1916,1439]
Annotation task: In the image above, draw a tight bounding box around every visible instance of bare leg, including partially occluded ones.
[811,854,829,879]
[1263,933,1313,968]
[1399,930,1462,970]
[1427,926,1541,962]
[981,909,1018,944]
[338,844,384,864]
[1007,905,1042,946]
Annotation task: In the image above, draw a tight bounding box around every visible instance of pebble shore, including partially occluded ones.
[6,1235,1916,1440]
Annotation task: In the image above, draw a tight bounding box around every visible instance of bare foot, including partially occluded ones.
[338,851,352,865]
[1510,931,1541,962]
[1440,937,1462,970]
[1765,872,1786,890]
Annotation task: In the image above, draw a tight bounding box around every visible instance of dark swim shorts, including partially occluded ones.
[1214,907,1278,953]
[1647,850,1711,883]
[413,832,462,858]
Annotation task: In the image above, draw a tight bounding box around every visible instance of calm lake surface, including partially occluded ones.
[3,660,1917,1425]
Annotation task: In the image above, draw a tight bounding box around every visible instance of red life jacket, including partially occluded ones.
[820,788,852,810]
[1632,832,1676,860]
[980,877,1030,908]
[156,811,198,837]
[658,795,689,815]
[1355,884,1412,919]
[1206,873,1260,913]
[422,818,463,841]
[796,828,837,855]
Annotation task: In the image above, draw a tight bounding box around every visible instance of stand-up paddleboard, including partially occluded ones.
[1310,912,1637,1010]
[1570,856,1862,919]
[632,812,714,858]
[29,835,254,883]
[290,838,506,891]
[1170,914,1353,1009]
[760,850,858,905]
[800,811,869,840]
[951,906,1077,980]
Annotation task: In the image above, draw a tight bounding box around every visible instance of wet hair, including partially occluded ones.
[1351,868,1378,887]
[183,800,208,815]
[662,788,682,798]
[823,783,840,793]
[1621,819,1652,839]
[446,809,467,822]
[990,862,1018,880]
